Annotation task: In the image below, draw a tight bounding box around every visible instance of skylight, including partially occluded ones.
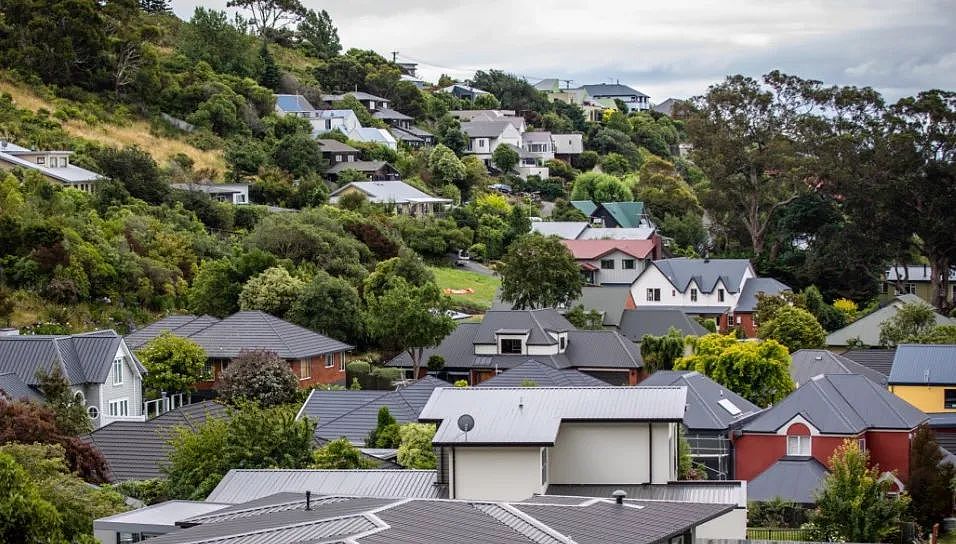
[718,398,742,416]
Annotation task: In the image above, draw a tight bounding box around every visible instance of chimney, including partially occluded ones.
[305,491,312,511]
[612,490,627,504]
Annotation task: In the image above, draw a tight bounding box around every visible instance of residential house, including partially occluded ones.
[651,98,683,117]
[329,180,452,216]
[826,294,956,348]
[0,330,145,428]
[571,200,654,229]
[322,91,390,112]
[533,80,605,121]
[324,160,401,182]
[790,349,888,387]
[521,131,555,162]
[530,221,657,241]
[735,373,926,502]
[887,344,956,413]
[124,311,353,390]
[561,239,660,286]
[314,139,359,167]
[642,370,762,479]
[460,120,522,162]
[451,109,527,132]
[296,376,448,444]
[577,83,651,111]
[350,127,398,149]
[372,109,436,148]
[618,308,709,343]
[386,309,644,385]
[552,133,584,161]
[0,140,103,192]
[373,108,414,130]
[884,264,956,306]
[628,258,790,336]
[311,109,361,136]
[170,182,250,205]
[273,94,318,118]
[439,84,490,100]
[475,360,608,388]
[207,469,446,503]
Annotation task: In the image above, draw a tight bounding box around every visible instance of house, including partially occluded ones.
[530,221,657,241]
[475,360,608,388]
[316,138,360,166]
[563,285,634,328]
[439,83,490,100]
[296,376,448,444]
[452,109,527,132]
[85,401,227,481]
[734,374,926,502]
[0,140,103,192]
[642,370,762,479]
[826,294,956,348]
[883,264,956,306]
[576,83,651,111]
[170,182,250,205]
[460,120,522,161]
[124,311,353,390]
[322,91,390,112]
[329,180,452,216]
[790,349,888,387]
[618,308,709,342]
[372,108,414,130]
[552,133,584,161]
[390,124,435,147]
[651,98,683,117]
[521,131,554,162]
[311,109,361,136]
[324,160,401,182]
[350,127,398,149]
[561,239,660,286]
[628,258,790,336]
[571,200,654,229]
[887,344,956,413]
[273,94,317,118]
[0,330,145,428]
[386,309,644,385]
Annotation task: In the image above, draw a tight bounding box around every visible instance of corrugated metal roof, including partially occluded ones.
[543,481,746,507]
[889,344,956,384]
[618,308,709,341]
[329,180,449,204]
[736,277,791,312]
[826,295,955,347]
[325,160,390,174]
[205,469,446,503]
[570,201,598,216]
[361,499,537,544]
[95,500,232,528]
[0,372,42,401]
[790,349,888,387]
[274,94,315,113]
[530,222,589,240]
[641,371,761,431]
[420,386,687,445]
[578,83,649,98]
[599,202,647,229]
[0,151,103,183]
[476,361,607,388]
[747,457,828,503]
[0,330,126,386]
[561,239,656,260]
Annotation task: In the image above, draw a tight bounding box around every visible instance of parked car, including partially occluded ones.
[489,183,512,194]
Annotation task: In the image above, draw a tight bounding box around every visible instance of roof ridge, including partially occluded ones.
[812,376,861,432]
[685,374,724,428]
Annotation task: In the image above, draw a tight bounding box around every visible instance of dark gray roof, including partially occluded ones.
[297,377,449,443]
[325,160,391,174]
[207,469,446,503]
[315,138,359,153]
[736,277,791,312]
[125,312,352,360]
[618,308,708,341]
[389,128,424,143]
[747,457,828,504]
[0,330,133,386]
[825,294,955,347]
[579,83,649,98]
[651,98,681,116]
[790,349,889,387]
[475,310,573,345]
[652,258,753,294]
[840,349,896,377]
[888,344,956,385]
[928,412,956,429]
[570,286,632,328]
[476,360,607,387]
[329,180,450,204]
[641,371,762,431]
[397,125,433,138]
[0,372,42,401]
[87,401,229,481]
[543,482,746,506]
[372,108,413,121]
[743,374,927,435]
[563,330,643,369]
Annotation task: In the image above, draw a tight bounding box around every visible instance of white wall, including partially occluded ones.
[451,447,543,501]
[630,266,750,310]
[98,344,144,428]
[585,251,647,286]
[695,509,748,540]
[549,422,675,485]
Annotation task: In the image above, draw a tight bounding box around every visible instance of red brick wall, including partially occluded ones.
[624,291,636,310]
[736,313,757,338]
[866,430,912,484]
[297,352,347,387]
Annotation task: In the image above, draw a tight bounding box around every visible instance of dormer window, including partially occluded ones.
[559,336,566,350]
[500,339,522,354]
[717,288,725,302]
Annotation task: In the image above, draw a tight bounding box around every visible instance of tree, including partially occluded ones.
[675,334,794,407]
[492,144,519,174]
[178,8,257,77]
[633,156,702,218]
[36,366,90,436]
[257,41,280,90]
[272,133,324,177]
[312,438,375,469]
[640,328,687,372]
[879,301,937,346]
[136,332,207,396]
[428,144,467,187]
[468,70,550,114]
[214,350,298,407]
[90,145,169,204]
[365,278,456,379]
[165,403,315,500]
[297,9,340,59]
[908,426,956,533]
[757,306,826,352]
[678,432,706,480]
[238,266,305,317]
[396,423,437,469]
[189,250,278,317]
[363,250,434,300]
[569,172,632,202]
[427,355,446,371]
[0,451,63,544]
[809,440,909,543]
[435,115,469,155]
[226,0,306,37]
[290,272,365,346]
[499,234,581,310]
[366,406,401,448]
[565,305,604,330]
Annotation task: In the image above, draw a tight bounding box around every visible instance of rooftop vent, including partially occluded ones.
[305,490,312,511]
[612,490,627,504]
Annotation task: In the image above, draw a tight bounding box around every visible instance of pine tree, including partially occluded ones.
[909,426,956,533]
[258,41,281,91]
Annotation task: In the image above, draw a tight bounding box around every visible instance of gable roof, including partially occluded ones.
[125,312,352,359]
[206,469,446,503]
[748,457,828,504]
[297,376,449,443]
[743,374,927,435]
[273,94,315,113]
[420,386,687,445]
[325,160,393,174]
[790,349,888,387]
[477,360,609,388]
[597,202,647,228]
[840,348,897,377]
[570,200,598,216]
[735,277,791,312]
[329,180,451,204]
[579,83,649,98]
[569,285,632,327]
[315,139,358,153]
[372,108,413,121]
[0,372,42,401]
[0,330,134,386]
[389,127,424,143]
[888,344,956,385]
[651,258,753,294]
[561,239,656,260]
[530,221,589,239]
[474,310,573,346]
[651,98,681,116]
[460,120,514,138]
[826,294,956,347]
[641,370,762,431]
[618,308,709,341]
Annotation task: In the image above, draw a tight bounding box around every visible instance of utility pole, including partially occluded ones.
[562,79,573,89]
[391,51,398,63]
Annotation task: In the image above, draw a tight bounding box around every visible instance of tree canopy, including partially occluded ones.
[499,234,581,310]
[136,332,207,395]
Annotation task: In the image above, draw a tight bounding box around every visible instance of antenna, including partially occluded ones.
[457,414,475,443]
[562,79,573,89]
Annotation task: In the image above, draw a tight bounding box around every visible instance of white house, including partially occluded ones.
[460,121,522,162]
[578,83,651,111]
[521,131,554,162]
[329,180,452,216]
[322,91,391,112]
[311,109,361,137]
[561,239,659,286]
[170,182,250,205]
[0,141,103,192]
[552,133,584,159]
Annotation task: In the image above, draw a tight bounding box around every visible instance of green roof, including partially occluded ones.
[601,202,645,228]
[570,200,597,216]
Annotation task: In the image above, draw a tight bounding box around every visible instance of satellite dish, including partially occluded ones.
[457,414,475,433]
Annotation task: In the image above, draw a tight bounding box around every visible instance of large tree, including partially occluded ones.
[569,172,632,202]
[396,423,437,469]
[296,9,340,59]
[757,306,826,352]
[136,332,207,396]
[36,366,91,436]
[226,0,306,37]
[879,301,938,346]
[640,328,687,372]
[238,266,305,317]
[312,438,375,469]
[499,234,581,310]
[290,272,366,346]
[908,426,956,534]
[0,451,63,543]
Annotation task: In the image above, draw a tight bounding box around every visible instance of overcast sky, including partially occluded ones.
[171,0,956,102]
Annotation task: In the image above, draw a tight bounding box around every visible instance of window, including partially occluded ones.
[479,139,486,148]
[787,435,811,456]
[541,448,549,485]
[87,406,99,420]
[324,354,334,368]
[945,389,956,409]
[112,357,124,385]
[717,288,725,302]
[36,156,45,165]
[335,154,342,162]
[108,399,129,417]
[690,288,698,302]
[559,336,566,350]
[905,282,916,294]
[736,315,742,325]
[301,359,312,379]
[202,362,213,380]
[347,155,355,162]
[600,259,615,270]
[858,438,866,452]
[339,356,346,372]
[622,259,635,270]
[500,338,522,354]
[59,157,67,167]
[646,288,661,302]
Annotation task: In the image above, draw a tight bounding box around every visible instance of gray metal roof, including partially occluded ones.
[569,286,632,327]
[747,457,828,504]
[389,127,424,143]
[460,120,514,138]
[563,330,643,369]
[0,330,131,386]
[543,481,746,507]
[476,360,607,388]
[475,310,572,346]
[372,108,413,121]
[736,277,791,312]
[329,180,450,204]
[743,374,927,435]
[205,469,446,503]
[651,258,753,294]
[315,139,359,153]
[578,83,649,98]
[298,377,449,443]
[323,91,390,103]
[530,222,589,239]
[94,500,232,532]
[420,386,688,445]
[522,131,553,143]
[0,150,103,183]
[325,160,391,174]
[840,348,896,376]
[618,308,708,341]
[0,372,42,401]
[889,344,956,385]
[274,94,315,113]
[790,349,888,387]
[641,371,762,431]
[826,294,956,347]
[125,312,352,360]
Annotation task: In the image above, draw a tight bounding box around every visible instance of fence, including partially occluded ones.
[143,392,188,419]
[745,528,810,541]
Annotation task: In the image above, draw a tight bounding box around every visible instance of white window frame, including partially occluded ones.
[300,359,311,380]
[108,398,129,417]
[690,288,698,302]
[786,435,811,456]
[112,357,124,385]
[324,354,334,368]
[600,259,615,270]
[622,259,635,270]
[500,338,523,354]
[339,355,346,372]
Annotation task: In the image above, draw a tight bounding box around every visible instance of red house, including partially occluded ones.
[736,374,926,503]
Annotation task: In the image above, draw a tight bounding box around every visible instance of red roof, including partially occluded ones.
[561,239,656,260]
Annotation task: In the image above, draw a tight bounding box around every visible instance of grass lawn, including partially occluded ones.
[429,266,500,312]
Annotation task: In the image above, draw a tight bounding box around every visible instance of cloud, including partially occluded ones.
[171,0,956,101]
